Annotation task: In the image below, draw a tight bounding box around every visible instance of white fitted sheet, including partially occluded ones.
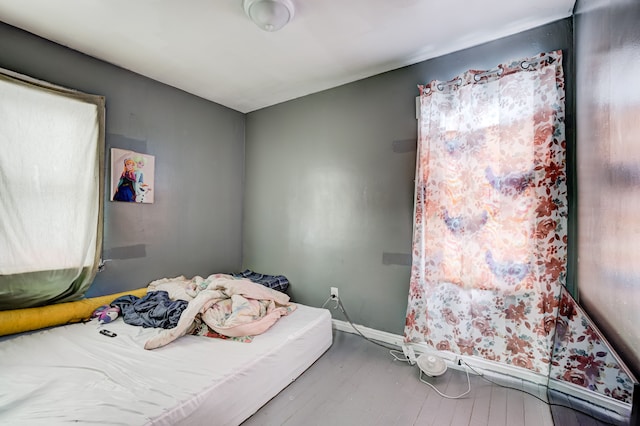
[0,303,332,426]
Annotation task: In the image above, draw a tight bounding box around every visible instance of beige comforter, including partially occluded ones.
[144,274,295,350]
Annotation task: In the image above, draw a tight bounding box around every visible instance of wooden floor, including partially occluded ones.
[242,330,609,426]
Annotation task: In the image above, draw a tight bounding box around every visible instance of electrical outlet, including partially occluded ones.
[330,287,339,299]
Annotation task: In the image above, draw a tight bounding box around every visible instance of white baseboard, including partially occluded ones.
[548,378,632,419]
[332,319,545,381]
[331,319,405,347]
[332,319,632,418]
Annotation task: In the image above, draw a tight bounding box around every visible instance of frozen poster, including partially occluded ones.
[110,148,155,203]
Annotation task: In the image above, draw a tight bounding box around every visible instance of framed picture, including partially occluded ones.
[110,148,155,203]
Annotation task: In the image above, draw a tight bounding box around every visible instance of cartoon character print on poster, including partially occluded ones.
[110,148,155,203]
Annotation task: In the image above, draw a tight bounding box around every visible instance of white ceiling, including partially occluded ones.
[0,0,575,113]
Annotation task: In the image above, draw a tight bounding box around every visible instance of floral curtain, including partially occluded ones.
[550,287,635,404]
[404,51,567,374]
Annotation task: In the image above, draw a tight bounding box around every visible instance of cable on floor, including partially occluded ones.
[322,295,470,399]
[461,360,617,426]
[321,296,401,352]
[322,296,618,424]
[418,361,471,399]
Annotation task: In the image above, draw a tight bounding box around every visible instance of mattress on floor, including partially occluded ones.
[0,303,332,426]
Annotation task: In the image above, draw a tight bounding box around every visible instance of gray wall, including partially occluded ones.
[0,22,245,297]
[243,19,574,335]
[574,0,640,379]
[0,18,576,338]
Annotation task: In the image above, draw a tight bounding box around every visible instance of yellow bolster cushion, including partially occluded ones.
[0,287,148,337]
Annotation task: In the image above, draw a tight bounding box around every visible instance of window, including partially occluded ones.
[0,69,105,310]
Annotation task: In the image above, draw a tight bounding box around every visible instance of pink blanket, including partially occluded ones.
[144,274,295,350]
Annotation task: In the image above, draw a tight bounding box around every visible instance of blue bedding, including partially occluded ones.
[111,290,188,329]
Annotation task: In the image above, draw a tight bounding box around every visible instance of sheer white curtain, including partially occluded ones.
[404,51,567,373]
[0,70,104,309]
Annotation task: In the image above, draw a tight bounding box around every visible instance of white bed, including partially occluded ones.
[0,303,332,425]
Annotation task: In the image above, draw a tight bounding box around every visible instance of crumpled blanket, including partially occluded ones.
[144,274,296,350]
[111,290,188,329]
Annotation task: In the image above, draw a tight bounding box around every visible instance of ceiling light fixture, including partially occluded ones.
[243,0,294,32]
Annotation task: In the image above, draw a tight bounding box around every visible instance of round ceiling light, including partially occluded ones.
[243,0,295,32]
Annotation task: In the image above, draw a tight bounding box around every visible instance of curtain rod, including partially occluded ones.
[434,56,547,89]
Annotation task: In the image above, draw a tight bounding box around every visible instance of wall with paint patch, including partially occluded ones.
[0,22,246,296]
[242,18,574,335]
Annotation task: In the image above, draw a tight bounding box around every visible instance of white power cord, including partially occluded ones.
[322,293,622,421]
[322,294,471,399]
[321,295,398,352]
[418,360,471,399]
